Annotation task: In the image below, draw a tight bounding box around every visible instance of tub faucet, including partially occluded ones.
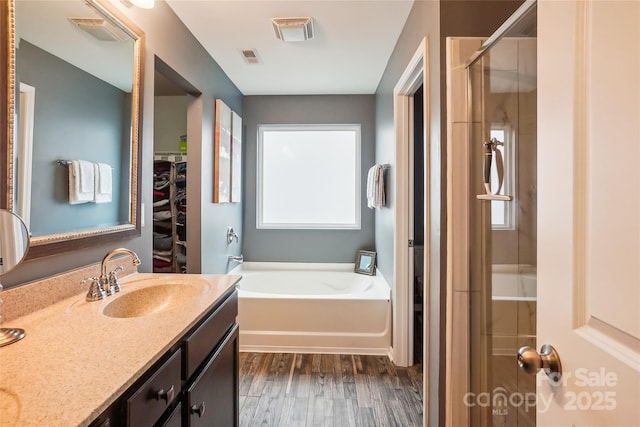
[228,254,243,264]
[99,248,141,295]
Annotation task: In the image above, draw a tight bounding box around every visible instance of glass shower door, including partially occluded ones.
[467,5,537,427]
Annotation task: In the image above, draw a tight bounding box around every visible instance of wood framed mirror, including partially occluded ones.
[1,0,144,259]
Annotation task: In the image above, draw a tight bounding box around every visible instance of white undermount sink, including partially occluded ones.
[102,281,203,318]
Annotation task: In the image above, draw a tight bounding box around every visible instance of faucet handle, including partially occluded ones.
[83,277,105,302]
[227,227,239,244]
[108,266,124,293]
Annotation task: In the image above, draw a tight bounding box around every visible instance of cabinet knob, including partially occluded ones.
[156,385,175,404]
[190,401,206,418]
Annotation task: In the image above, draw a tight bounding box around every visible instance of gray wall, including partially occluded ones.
[374,2,441,424]
[242,95,376,263]
[115,0,244,275]
[374,0,441,285]
[17,40,127,236]
[153,96,188,153]
[4,0,242,287]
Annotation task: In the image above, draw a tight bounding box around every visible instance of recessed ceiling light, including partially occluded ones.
[272,17,314,42]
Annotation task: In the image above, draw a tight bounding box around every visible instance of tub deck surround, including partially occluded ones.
[0,272,241,427]
[233,262,392,355]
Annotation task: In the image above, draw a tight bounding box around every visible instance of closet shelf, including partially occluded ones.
[153,157,187,273]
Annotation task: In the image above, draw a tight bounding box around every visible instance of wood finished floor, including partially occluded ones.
[239,352,423,427]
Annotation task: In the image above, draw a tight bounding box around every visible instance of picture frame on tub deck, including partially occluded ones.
[355,250,376,275]
[214,99,232,203]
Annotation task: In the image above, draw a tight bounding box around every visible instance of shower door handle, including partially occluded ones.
[477,138,512,201]
[482,140,493,188]
[517,344,562,380]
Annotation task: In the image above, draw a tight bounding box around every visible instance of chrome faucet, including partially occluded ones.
[84,248,141,302]
[99,248,141,295]
[228,254,243,264]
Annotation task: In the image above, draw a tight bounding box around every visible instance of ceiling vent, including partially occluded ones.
[272,17,314,42]
[240,49,261,64]
[68,17,128,42]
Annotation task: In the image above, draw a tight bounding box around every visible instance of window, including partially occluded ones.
[257,124,361,229]
[490,127,516,230]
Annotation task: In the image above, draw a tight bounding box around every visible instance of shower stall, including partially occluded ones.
[466,2,537,426]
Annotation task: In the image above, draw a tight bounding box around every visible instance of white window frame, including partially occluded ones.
[490,125,517,230]
[257,124,361,230]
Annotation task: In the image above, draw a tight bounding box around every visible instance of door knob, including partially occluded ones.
[517,344,562,380]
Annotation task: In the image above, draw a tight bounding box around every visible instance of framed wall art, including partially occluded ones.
[230,110,242,203]
[214,98,232,203]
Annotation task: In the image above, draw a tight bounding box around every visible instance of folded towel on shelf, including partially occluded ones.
[153,199,170,208]
[69,160,95,204]
[153,249,173,257]
[153,210,172,221]
[94,162,112,204]
[366,164,386,209]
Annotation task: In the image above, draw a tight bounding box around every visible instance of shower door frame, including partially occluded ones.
[445,35,480,427]
[445,2,537,426]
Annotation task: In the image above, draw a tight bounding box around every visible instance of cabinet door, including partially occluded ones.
[186,324,239,427]
[162,402,182,427]
[127,349,182,427]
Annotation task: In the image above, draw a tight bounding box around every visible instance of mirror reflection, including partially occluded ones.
[0,210,29,275]
[0,209,29,346]
[8,0,142,245]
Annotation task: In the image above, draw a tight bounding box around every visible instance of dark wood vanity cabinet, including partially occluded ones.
[91,289,239,427]
[186,324,239,426]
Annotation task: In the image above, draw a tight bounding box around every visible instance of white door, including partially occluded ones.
[537,0,640,425]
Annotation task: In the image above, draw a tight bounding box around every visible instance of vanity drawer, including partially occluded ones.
[184,290,237,378]
[127,348,182,427]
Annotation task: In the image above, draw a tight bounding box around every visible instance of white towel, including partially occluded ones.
[367,165,377,209]
[377,165,385,207]
[69,160,95,204]
[94,162,112,204]
[367,164,386,209]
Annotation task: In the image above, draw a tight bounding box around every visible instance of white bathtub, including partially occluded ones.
[231,262,391,355]
[491,264,537,355]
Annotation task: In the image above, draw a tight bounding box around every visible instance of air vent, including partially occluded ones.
[240,49,261,64]
[68,17,128,42]
[272,17,314,42]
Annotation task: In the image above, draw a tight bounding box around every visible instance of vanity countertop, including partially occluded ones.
[0,272,241,427]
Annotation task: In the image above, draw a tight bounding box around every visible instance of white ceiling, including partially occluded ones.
[165,0,415,95]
